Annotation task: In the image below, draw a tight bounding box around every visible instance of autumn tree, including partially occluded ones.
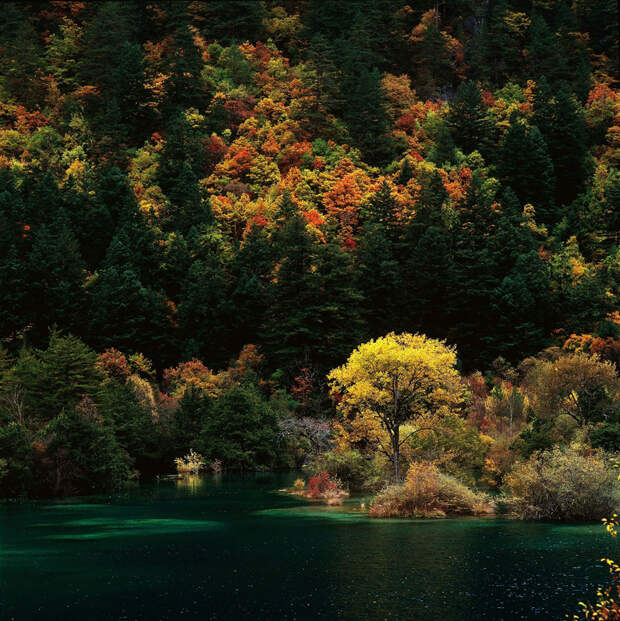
[525,351,620,428]
[328,332,463,482]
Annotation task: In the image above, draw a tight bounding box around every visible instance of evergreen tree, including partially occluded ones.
[197,385,279,470]
[78,1,134,93]
[87,266,174,366]
[526,12,567,83]
[449,81,492,156]
[310,237,364,368]
[0,2,43,105]
[0,245,28,341]
[343,67,393,166]
[177,255,233,366]
[356,223,402,337]
[499,117,556,223]
[113,41,151,140]
[305,33,344,126]
[43,404,131,494]
[190,0,267,43]
[534,83,588,206]
[100,379,157,469]
[261,194,316,372]
[403,225,454,341]
[26,212,85,340]
[164,1,205,113]
[361,181,400,236]
[13,332,103,422]
[230,225,275,353]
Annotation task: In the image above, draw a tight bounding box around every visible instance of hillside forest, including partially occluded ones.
[0,0,619,505]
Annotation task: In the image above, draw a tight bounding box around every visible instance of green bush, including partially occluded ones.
[306,449,384,491]
[503,445,620,521]
[0,423,36,497]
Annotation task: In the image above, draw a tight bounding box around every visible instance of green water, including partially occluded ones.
[1,473,617,620]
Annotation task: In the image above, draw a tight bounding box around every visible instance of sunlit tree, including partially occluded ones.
[328,332,464,482]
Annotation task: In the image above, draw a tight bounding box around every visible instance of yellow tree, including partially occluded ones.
[328,333,463,482]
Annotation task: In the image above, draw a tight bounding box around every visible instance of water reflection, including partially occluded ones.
[175,473,202,494]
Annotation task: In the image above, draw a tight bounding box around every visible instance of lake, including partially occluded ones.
[1,472,616,620]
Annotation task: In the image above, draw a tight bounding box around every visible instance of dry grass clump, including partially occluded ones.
[503,445,620,521]
[370,462,493,519]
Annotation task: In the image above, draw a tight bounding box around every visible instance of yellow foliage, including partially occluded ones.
[64,158,86,186]
[329,333,464,479]
[127,374,159,420]
[329,332,463,422]
[175,449,205,474]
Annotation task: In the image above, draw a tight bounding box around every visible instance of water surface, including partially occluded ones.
[1,473,616,620]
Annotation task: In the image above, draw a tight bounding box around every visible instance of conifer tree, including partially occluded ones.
[499,117,556,223]
[449,81,492,156]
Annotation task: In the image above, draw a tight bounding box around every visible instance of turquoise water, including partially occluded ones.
[1,473,616,620]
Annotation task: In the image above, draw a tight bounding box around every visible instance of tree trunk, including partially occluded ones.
[392,426,401,483]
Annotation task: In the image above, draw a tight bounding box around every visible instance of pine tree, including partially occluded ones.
[403,225,454,340]
[230,225,275,354]
[449,81,492,156]
[361,181,400,237]
[190,0,266,43]
[356,222,401,337]
[526,12,567,83]
[0,3,43,105]
[177,256,233,366]
[261,195,316,372]
[14,331,103,422]
[87,267,174,366]
[113,41,151,139]
[499,116,556,223]
[27,212,85,341]
[0,245,28,341]
[534,83,588,206]
[164,1,205,113]
[343,67,393,166]
[310,237,364,368]
[305,34,344,125]
[78,1,134,93]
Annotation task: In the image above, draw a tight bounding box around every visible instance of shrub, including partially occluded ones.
[0,423,36,497]
[305,449,383,491]
[503,445,620,521]
[370,462,492,518]
[174,449,205,474]
[306,472,348,503]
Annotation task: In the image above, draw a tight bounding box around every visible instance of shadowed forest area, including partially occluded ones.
[0,0,618,521]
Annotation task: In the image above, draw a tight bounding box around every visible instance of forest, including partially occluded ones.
[0,0,618,522]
